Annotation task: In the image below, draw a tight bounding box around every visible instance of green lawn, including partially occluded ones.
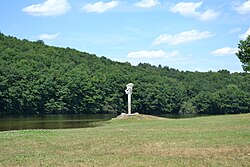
[0,114,249,167]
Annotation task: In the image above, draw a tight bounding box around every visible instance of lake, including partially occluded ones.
[0,114,208,131]
[158,114,209,119]
[0,114,116,131]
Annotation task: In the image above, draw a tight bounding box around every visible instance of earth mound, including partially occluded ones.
[112,113,166,121]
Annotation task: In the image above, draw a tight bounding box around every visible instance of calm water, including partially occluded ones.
[157,114,209,119]
[0,114,208,132]
[0,114,116,131]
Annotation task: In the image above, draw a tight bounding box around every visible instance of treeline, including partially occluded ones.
[0,33,249,115]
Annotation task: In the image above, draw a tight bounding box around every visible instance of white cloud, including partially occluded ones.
[211,47,238,56]
[228,28,241,34]
[239,27,250,39]
[22,0,71,16]
[82,0,118,13]
[127,50,179,59]
[153,30,213,45]
[135,0,160,8]
[169,1,219,21]
[170,1,202,17]
[37,33,60,40]
[234,0,250,14]
[199,9,219,21]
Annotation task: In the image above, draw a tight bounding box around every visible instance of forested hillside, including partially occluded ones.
[0,33,249,115]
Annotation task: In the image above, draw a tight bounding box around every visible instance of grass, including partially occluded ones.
[0,114,249,166]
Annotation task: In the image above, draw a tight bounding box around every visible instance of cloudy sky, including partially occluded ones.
[1,0,250,72]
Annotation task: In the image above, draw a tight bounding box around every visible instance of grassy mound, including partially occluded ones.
[111,113,167,121]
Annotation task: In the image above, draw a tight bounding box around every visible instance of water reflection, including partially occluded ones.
[157,114,209,119]
[0,114,116,131]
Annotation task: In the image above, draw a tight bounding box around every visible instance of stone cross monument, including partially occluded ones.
[125,83,134,115]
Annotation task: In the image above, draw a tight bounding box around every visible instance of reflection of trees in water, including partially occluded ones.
[0,114,115,131]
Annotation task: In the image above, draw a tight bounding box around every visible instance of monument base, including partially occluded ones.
[120,112,139,116]
[114,112,141,120]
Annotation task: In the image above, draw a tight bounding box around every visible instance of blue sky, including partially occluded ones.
[1,0,250,72]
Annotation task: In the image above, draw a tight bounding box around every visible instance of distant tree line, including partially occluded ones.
[0,33,249,115]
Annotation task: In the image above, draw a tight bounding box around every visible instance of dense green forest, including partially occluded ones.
[0,33,249,115]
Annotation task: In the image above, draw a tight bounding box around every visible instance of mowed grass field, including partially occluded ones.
[0,114,249,167]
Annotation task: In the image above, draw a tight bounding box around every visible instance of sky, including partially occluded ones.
[0,0,250,72]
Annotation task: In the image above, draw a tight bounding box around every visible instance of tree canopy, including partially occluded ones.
[236,35,250,72]
[0,33,249,115]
